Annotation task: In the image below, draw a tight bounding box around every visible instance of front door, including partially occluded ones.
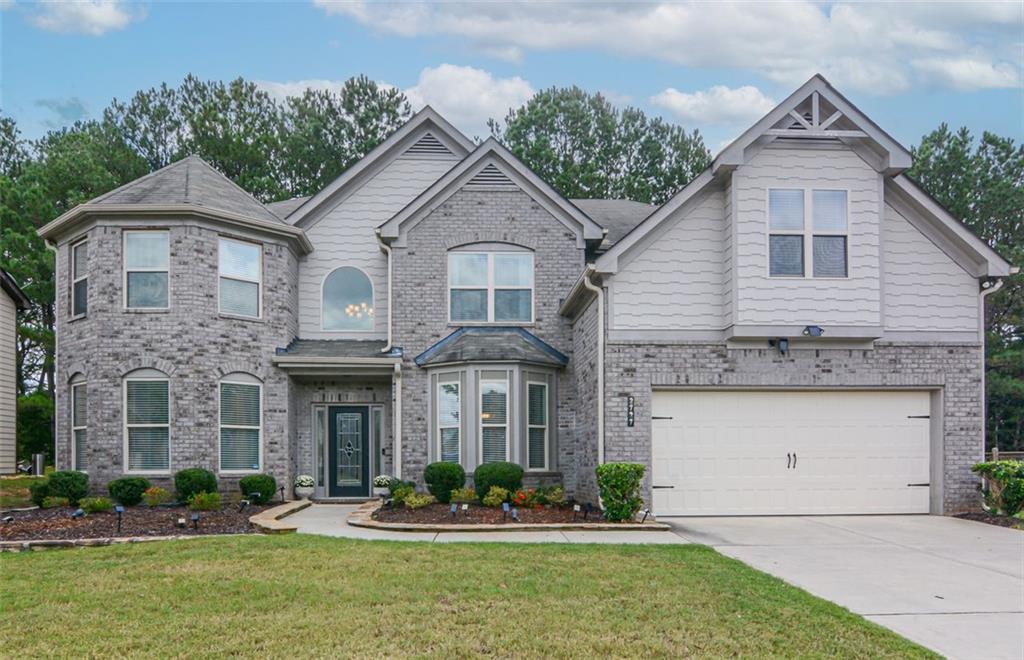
[328,406,370,497]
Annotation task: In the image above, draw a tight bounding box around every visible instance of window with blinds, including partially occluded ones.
[220,381,261,471]
[124,230,170,308]
[125,378,169,472]
[437,381,461,463]
[768,188,849,278]
[527,382,547,470]
[72,381,87,471]
[480,375,508,463]
[72,240,88,317]
[219,238,261,317]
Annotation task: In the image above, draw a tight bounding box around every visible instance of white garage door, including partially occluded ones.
[651,390,932,516]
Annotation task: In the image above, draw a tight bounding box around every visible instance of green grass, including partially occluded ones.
[0,475,44,508]
[0,535,934,658]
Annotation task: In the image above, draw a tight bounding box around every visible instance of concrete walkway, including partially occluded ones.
[667,515,1024,660]
[289,503,689,544]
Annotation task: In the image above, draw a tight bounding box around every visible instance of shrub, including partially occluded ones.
[972,460,1024,516]
[473,462,523,501]
[29,480,50,507]
[391,485,414,506]
[423,462,466,504]
[512,488,539,507]
[450,487,476,504]
[41,496,69,509]
[175,468,217,502]
[596,463,645,522]
[482,486,510,508]
[107,477,151,505]
[388,478,415,496]
[404,492,436,509]
[540,486,567,507]
[239,474,277,504]
[46,471,89,505]
[80,496,115,513]
[187,491,222,511]
[142,486,172,507]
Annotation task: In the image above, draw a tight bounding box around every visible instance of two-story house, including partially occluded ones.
[39,75,1014,515]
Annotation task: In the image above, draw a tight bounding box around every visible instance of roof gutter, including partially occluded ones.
[580,265,605,466]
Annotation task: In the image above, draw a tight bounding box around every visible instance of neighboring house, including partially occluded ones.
[0,269,29,474]
[38,75,1015,515]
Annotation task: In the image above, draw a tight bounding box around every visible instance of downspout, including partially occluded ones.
[377,231,402,477]
[581,266,605,466]
[979,277,1006,459]
[45,240,59,471]
[376,231,393,355]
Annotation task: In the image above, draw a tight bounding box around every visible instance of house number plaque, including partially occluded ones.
[627,396,635,427]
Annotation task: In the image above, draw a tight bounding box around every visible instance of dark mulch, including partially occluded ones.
[954,511,1023,530]
[374,502,605,525]
[0,504,276,541]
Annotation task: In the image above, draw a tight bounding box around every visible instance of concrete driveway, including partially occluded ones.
[667,515,1023,660]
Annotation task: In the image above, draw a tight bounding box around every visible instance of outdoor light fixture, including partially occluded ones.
[640,509,650,524]
[450,503,458,518]
[502,502,510,521]
[278,486,286,502]
[510,508,519,522]
[769,338,790,356]
[2,516,13,523]
[177,517,187,528]
[115,505,125,534]
[191,513,200,530]
[71,508,85,519]
[238,499,250,513]
[802,325,825,337]
[249,491,263,505]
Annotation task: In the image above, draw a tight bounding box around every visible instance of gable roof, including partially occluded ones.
[266,195,310,220]
[414,327,568,368]
[0,269,29,309]
[571,199,655,249]
[286,106,475,227]
[378,137,605,245]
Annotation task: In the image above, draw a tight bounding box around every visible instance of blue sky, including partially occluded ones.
[2,1,1021,153]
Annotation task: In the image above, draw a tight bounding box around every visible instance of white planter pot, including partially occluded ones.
[294,485,314,500]
[372,486,390,498]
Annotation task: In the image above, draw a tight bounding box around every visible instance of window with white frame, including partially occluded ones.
[71,240,88,317]
[479,373,509,463]
[768,189,848,278]
[124,230,169,308]
[527,380,547,470]
[219,375,262,472]
[219,238,261,317]
[124,370,169,473]
[449,252,533,323]
[71,376,87,471]
[437,379,461,463]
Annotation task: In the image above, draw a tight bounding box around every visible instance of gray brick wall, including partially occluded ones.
[571,297,600,502]
[391,188,585,491]
[54,219,299,495]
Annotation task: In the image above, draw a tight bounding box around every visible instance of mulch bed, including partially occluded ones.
[374,502,605,525]
[954,511,1023,530]
[0,504,276,541]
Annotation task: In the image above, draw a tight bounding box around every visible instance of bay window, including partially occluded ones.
[124,230,169,308]
[124,370,170,473]
[527,380,548,470]
[479,373,509,463]
[449,251,533,323]
[437,378,461,463]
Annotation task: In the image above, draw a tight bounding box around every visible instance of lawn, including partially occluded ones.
[0,535,933,658]
[0,475,44,508]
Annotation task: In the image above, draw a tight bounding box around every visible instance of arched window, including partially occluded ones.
[322,267,374,331]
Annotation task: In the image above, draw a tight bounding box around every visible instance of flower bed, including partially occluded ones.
[0,504,275,542]
[374,502,605,525]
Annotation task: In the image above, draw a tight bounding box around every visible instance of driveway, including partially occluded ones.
[666,515,1023,660]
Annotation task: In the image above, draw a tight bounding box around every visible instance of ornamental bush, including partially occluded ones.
[80,496,115,513]
[404,492,436,509]
[142,486,172,507]
[174,468,217,502]
[30,480,50,507]
[596,463,646,522]
[423,462,466,504]
[107,477,151,505]
[391,485,414,506]
[388,478,415,496]
[41,496,69,509]
[450,487,476,504]
[187,491,222,511]
[482,486,510,508]
[47,471,89,506]
[473,462,523,502]
[239,474,277,504]
[972,460,1024,516]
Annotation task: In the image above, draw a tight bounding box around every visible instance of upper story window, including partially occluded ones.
[219,374,262,473]
[322,266,374,331]
[124,369,170,474]
[768,189,848,278]
[71,240,88,317]
[124,230,169,308]
[448,251,533,323]
[219,238,262,318]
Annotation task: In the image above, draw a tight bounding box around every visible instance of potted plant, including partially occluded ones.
[294,475,315,500]
[373,475,392,498]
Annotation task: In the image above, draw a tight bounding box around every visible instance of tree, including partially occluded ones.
[909,125,1024,450]
[489,87,710,204]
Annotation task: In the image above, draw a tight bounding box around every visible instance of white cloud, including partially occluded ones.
[28,0,141,36]
[404,64,534,137]
[256,79,350,101]
[315,1,1021,94]
[651,85,775,125]
[911,57,1021,91]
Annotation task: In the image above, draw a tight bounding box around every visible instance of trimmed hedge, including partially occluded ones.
[473,462,523,502]
[596,463,645,522]
[423,462,466,504]
[174,468,217,502]
[46,471,90,506]
[107,477,151,505]
[30,480,50,507]
[239,474,277,504]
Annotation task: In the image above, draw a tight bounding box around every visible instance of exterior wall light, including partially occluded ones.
[803,325,825,337]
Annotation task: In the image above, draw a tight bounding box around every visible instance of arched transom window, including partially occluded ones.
[322,267,374,331]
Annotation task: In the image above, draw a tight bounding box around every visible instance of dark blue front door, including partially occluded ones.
[328,406,369,497]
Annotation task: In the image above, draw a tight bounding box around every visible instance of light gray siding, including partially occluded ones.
[883,203,979,334]
[298,155,458,339]
[0,289,15,473]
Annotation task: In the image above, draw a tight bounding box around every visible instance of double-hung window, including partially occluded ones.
[124,373,170,473]
[124,230,169,308]
[768,189,848,278]
[220,377,262,472]
[219,238,262,318]
[437,379,461,463]
[71,377,87,471]
[479,373,509,463]
[71,240,88,317]
[449,252,533,323]
[527,381,548,470]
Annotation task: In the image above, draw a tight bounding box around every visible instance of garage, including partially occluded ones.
[651,390,933,516]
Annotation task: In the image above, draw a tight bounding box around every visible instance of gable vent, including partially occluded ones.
[404,132,453,157]
[466,163,516,188]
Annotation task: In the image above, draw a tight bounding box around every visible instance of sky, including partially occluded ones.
[1,1,1022,154]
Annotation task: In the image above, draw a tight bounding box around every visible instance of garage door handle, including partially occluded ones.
[787,453,791,469]
[792,452,797,469]
[652,485,675,489]
[907,483,930,487]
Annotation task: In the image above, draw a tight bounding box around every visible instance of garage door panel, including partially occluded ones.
[651,390,932,516]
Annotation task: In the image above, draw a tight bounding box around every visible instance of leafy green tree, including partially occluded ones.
[489,87,710,204]
[17,393,54,463]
